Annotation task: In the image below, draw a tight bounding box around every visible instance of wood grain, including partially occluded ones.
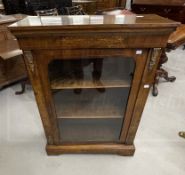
[125,48,162,144]
[120,50,148,142]
[46,143,135,156]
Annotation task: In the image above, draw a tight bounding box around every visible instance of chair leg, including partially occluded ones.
[152,73,160,96]
[152,49,176,97]
[152,83,158,97]
[159,68,176,82]
[183,45,185,50]
[15,81,26,95]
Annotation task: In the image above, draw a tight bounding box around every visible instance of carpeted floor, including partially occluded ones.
[0,47,185,175]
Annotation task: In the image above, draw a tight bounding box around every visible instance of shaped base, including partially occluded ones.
[46,143,135,156]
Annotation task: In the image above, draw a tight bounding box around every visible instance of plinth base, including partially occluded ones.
[46,143,135,156]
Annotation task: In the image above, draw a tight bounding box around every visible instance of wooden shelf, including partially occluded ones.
[51,78,131,90]
[53,88,129,119]
[49,57,134,90]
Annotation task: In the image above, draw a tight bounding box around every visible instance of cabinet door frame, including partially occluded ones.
[120,49,148,142]
[24,48,148,144]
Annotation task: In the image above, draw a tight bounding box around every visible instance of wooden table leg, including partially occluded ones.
[15,78,29,95]
[152,49,176,96]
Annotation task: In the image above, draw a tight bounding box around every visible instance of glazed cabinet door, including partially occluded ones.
[38,49,149,144]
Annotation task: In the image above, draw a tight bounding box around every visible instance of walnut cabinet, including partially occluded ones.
[9,14,179,156]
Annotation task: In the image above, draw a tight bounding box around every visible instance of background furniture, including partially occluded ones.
[0,14,27,90]
[0,1,4,14]
[131,0,185,96]
[10,14,178,155]
[167,24,185,49]
[2,0,72,15]
[64,5,86,15]
[24,0,73,15]
[35,8,59,16]
[2,0,127,14]
[152,24,185,96]
[96,0,126,10]
[131,0,185,23]
[72,0,96,14]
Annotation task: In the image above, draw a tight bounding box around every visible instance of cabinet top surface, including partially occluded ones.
[9,14,179,31]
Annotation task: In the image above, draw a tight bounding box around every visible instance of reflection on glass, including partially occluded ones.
[48,57,135,142]
[11,15,137,27]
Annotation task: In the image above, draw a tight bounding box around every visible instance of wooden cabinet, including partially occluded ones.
[0,14,26,89]
[131,0,185,24]
[9,14,179,155]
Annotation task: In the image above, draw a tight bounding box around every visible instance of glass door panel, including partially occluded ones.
[48,56,135,142]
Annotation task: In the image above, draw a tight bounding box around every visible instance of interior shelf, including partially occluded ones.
[53,88,129,119]
[49,57,135,90]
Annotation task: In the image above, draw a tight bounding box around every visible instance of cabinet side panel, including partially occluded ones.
[125,48,162,144]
